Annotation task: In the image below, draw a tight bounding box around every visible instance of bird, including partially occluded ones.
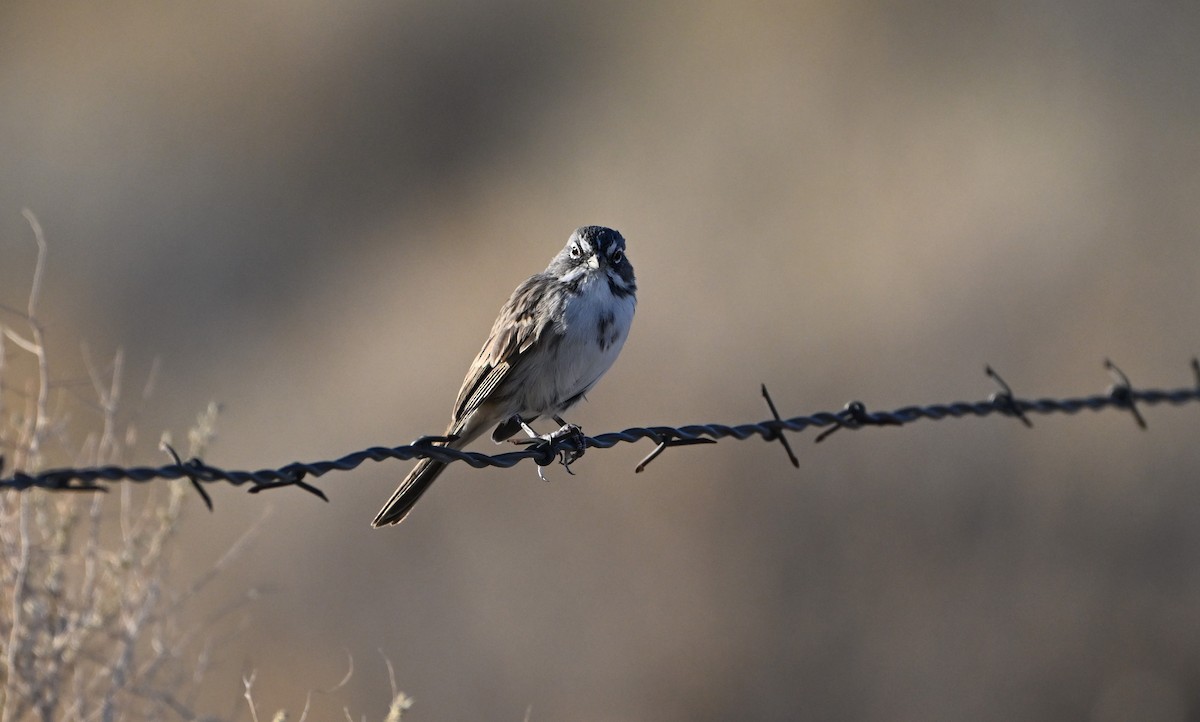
[372,225,637,526]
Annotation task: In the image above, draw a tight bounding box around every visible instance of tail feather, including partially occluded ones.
[371,456,449,527]
[372,416,492,527]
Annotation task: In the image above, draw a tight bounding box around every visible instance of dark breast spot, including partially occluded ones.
[597,311,614,336]
[596,311,616,350]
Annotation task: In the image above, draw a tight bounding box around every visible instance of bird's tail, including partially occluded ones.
[372,414,489,522]
[370,455,447,527]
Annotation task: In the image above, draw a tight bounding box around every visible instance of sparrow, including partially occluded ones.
[372,225,636,526]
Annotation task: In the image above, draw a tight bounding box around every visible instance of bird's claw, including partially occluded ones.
[551,422,586,476]
[511,421,587,481]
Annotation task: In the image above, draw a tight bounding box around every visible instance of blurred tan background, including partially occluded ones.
[3,0,1200,719]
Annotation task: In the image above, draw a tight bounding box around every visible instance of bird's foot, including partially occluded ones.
[510,416,587,481]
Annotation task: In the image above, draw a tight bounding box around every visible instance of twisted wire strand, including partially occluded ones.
[1,361,1197,504]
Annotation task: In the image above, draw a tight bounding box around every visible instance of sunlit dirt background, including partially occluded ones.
[3,1,1200,720]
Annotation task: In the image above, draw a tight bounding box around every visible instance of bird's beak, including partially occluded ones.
[587,255,600,269]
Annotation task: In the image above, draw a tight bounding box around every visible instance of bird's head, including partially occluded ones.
[548,225,636,298]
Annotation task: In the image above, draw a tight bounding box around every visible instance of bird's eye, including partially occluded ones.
[611,249,623,264]
[569,243,581,259]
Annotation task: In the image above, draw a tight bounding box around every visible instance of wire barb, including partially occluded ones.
[634,432,716,473]
[163,443,212,512]
[1104,358,1147,430]
[761,384,799,468]
[814,401,902,442]
[986,365,1032,428]
[2,358,1199,504]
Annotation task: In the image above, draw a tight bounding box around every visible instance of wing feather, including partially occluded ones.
[450,274,552,423]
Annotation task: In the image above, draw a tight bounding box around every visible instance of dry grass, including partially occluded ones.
[0,212,411,722]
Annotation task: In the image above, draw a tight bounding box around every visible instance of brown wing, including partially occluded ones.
[450,274,551,425]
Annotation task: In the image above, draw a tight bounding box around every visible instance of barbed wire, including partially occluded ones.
[1,359,1198,509]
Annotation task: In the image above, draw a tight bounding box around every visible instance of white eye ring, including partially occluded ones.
[611,249,623,264]
[569,244,581,259]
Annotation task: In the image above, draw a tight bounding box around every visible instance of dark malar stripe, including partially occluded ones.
[606,274,636,299]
